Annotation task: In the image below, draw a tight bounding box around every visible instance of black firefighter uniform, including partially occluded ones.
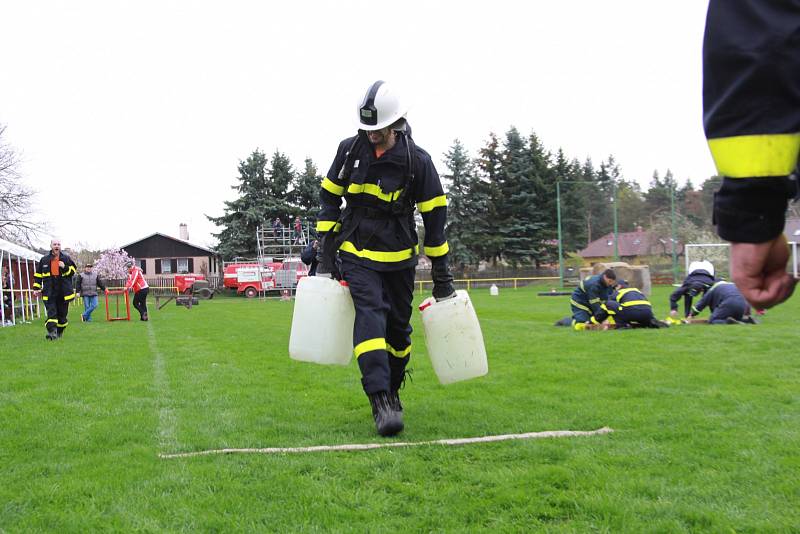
[317,130,450,396]
[34,251,77,337]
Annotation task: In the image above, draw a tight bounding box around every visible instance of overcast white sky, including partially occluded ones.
[1,0,713,251]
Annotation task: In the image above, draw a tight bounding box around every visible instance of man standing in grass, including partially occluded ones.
[32,239,77,340]
[316,80,454,437]
[569,269,616,331]
[76,263,106,322]
[125,260,149,322]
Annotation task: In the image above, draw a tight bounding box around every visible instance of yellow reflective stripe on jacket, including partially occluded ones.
[417,195,447,213]
[339,241,418,263]
[621,300,650,307]
[34,272,44,278]
[570,299,590,312]
[424,242,449,257]
[347,182,402,203]
[387,343,411,358]
[321,177,345,196]
[601,303,616,316]
[64,291,77,301]
[615,288,637,300]
[590,316,600,325]
[708,133,800,178]
[316,220,341,233]
[354,337,386,358]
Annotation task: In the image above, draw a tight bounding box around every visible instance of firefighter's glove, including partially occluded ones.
[316,235,341,280]
[431,257,455,301]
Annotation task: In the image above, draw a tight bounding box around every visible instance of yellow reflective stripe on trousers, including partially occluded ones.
[354,337,386,358]
[346,182,402,203]
[621,300,650,307]
[316,220,341,232]
[46,318,57,324]
[417,194,447,213]
[424,242,449,257]
[339,241,418,263]
[321,177,345,196]
[708,133,800,178]
[570,299,590,312]
[56,321,68,327]
[387,343,411,358]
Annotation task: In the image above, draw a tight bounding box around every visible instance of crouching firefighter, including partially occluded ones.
[32,239,77,340]
[316,80,455,437]
[570,269,616,330]
[688,280,755,324]
[599,280,667,329]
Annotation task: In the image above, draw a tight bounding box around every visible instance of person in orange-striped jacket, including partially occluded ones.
[125,260,149,321]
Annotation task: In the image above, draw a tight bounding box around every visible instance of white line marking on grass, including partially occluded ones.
[148,321,178,452]
[159,426,613,459]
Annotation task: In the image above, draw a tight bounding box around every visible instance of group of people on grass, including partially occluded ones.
[565,261,758,331]
[32,239,150,340]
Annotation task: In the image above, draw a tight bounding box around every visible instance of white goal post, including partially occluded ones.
[684,242,800,279]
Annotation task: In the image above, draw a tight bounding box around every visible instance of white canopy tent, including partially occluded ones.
[0,237,41,327]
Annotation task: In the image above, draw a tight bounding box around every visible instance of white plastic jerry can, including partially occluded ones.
[489,284,499,296]
[419,290,489,385]
[289,276,355,365]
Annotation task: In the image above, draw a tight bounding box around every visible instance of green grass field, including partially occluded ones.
[1,286,799,532]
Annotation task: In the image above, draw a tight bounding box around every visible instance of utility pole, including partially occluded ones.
[612,181,619,261]
[557,181,563,288]
[671,185,678,282]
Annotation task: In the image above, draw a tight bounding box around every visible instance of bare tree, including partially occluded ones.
[0,125,43,246]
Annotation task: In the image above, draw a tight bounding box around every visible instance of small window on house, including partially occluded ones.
[140,259,147,274]
[606,240,613,246]
[633,239,641,245]
[794,229,800,236]
[161,259,172,274]
[177,258,189,273]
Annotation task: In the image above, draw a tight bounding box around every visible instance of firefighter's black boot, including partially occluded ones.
[368,391,404,437]
[389,368,412,413]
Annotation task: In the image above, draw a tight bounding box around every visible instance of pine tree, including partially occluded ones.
[474,133,504,265]
[207,149,295,259]
[442,139,480,268]
[291,158,322,225]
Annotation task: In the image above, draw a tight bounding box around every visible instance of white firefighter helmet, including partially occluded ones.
[688,260,714,277]
[356,80,408,131]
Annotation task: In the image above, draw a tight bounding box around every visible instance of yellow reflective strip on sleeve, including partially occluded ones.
[64,292,77,301]
[354,337,386,358]
[386,343,412,358]
[616,288,636,301]
[346,182,402,202]
[42,296,49,301]
[589,298,600,304]
[33,283,41,289]
[708,133,800,178]
[40,272,50,277]
[607,316,616,325]
[424,242,449,257]
[417,195,447,213]
[321,177,345,196]
[339,241,418,263]
[65,266,76,276]
[316,220,341,233]
[621,300,650,307]
[692,306,700,314]
[590,316,599,325]
[570,299,591,312]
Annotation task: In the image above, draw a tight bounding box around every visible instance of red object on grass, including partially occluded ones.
[105,289,131,321]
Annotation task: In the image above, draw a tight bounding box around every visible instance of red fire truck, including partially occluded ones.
[223,260,308,297]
